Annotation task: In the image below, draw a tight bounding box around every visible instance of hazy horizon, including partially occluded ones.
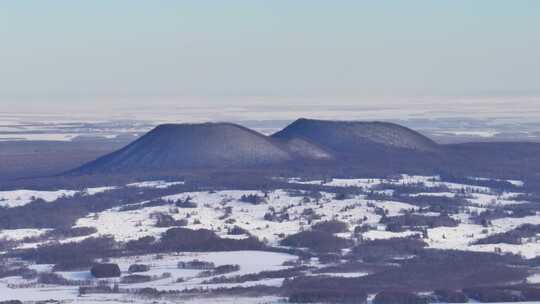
[1,0,540,113]
[1,1,539,135]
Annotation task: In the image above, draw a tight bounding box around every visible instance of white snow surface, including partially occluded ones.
[3,174,540,302]
[0,228,50,241]
[0,251,296,302]
[0,189,78,208]
[84,186,117,195]
[127,180,185,189]
[76,189,417,244]
[0,186,117,208]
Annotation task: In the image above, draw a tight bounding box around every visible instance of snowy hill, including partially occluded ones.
[272,118,439,154]
[72,123,295,174]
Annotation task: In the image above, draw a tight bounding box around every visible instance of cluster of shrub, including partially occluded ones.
[78,283,119,295]
[128,227,265,255]
[439,174,521,192]
[23,226,97,244]
[462,285,540,302]
[17,227,266,265]
[125,284,281,298]
[120,274,152,284]
[239,194,266,205]
[366,192,469,215]
[474,224,540,245]
[19,236,118,265]
[350,237,427,262]
[202,266,308,284]
[121,272,171,284]
[512,193,540,203]
[381,214,459,232]
[472,203,540,223]
[280,246,530,303]
[300,208,324,223]
[313,261,394,275]
[177,259,215,270]
[280,220,352,253]
[284,275,369,304]
[373,182,450,195]
[52,258,94,272]
[0,238,18,252]
[0,182,195,230]
[263,205,292,223]
[311,220,349,233]
[227,225,249,235]
[359,250,526,292]
[0,261,36,280]
[117,198,171,212]
[172,196,197,208]
[128,263,150,273]
[157,227,264,252]
[285,275,540,304]
[150,212,188,227]
[37,272,77,285]
[199,264,240,277]
[91,263,121,278]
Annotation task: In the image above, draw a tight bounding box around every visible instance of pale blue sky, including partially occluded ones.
[1,1,539,106]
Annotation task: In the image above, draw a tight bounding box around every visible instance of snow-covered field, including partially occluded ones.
[127,180,185,189]
[2,174,540,303]
[0,228,50,242]
[0,189,78,208]
[0,133,83,141]
[286,174,495,192]
[2,175,535,255]
[0,251,296,302]
[74,188,416,244]
[0,182,173,209]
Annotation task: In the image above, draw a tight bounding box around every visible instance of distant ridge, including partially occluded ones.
[272,118,439,154]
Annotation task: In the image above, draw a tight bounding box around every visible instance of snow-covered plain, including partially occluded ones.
[127,180,185,189]
[0,228,50,242]
[0,181,178,209]
[286,174,495,192]
[56,175,537,259]
[84,186,117,196]
[75,189,416,244]
[0,189,78,208]
[2,174,540,303]
[4,174,532,255]
[1,251,296,302]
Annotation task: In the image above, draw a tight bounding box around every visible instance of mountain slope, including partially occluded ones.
[70,119,444,175]
[272,118,439,155]
[279,137,334,160]
[73,123,293,173]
